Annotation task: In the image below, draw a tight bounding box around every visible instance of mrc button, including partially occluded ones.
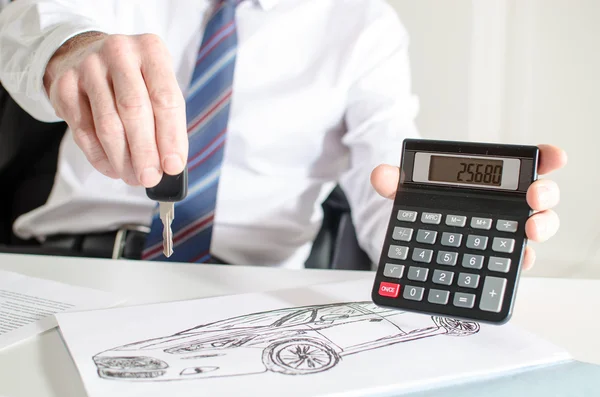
[378,282,401,298]
[421,212,442,224]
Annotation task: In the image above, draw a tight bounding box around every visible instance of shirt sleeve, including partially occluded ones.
[0,1,114,122]
[337,1,421,268]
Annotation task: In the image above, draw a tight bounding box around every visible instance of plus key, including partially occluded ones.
[480,276,507,313]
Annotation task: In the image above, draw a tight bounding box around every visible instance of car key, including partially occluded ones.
[145,166,188,257]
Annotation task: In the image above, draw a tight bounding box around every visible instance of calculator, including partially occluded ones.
[371,139,539,324]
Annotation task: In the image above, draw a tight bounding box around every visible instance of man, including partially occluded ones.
[0,0,565,269]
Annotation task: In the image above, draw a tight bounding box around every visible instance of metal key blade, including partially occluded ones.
[159,201,175,257]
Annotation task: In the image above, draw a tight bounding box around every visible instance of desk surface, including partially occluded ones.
[1,253,599,397]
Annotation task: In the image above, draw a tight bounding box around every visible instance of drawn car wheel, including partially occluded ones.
[432,316,480,336]
[262,339,340,375]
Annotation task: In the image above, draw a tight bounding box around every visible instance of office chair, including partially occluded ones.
[0,83,67,245]
[304,185,373,271]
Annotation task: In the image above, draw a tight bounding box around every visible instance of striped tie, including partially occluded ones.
[142,0,240,262]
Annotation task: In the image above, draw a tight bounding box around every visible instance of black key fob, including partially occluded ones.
[146,165,188,202]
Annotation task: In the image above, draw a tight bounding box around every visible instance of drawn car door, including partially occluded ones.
[308,305,404,351]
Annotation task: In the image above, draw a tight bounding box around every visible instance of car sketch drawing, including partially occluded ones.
[92,301,480,381]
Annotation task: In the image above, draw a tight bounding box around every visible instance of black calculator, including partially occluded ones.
[371,139,539,324]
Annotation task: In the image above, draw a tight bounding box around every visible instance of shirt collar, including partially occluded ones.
[254,0,279,10]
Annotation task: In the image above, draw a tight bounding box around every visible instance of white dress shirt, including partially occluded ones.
[0,0,420,268]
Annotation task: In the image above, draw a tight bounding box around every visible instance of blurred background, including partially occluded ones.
[387,0,600,279]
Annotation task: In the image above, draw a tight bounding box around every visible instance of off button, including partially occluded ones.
[397,210,417,222]
[378,282,401,298]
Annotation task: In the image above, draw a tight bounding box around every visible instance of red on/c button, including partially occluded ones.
[379,282,401,298]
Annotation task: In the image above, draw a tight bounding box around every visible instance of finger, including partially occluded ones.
[537,144,567,175]
[139,34,188,175]
[48,69,79,122]
[525,209,560,242]
[107,39,162,188]
[82,54,137,185]
[526,178,560,211]
[53,68,117,179]
[72,94,117,179]
[370,164,400,199]
[522,245,536,271]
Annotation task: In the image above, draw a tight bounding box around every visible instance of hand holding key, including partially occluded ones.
[146,167,188,257]
[43,32,188,187]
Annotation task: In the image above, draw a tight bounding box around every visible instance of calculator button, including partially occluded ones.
[392,227,413,242]
[378,282,401,298]
[397,210,417,222]
[412,248,433,263]
[407,266,429,282]
[471,217,492,230]
[461,254,484,269]
[432,269,454,286]
[403,285,424,301]
[453,293,476,309]
[466,235,488,250]
[428,289,450,305]
[496,220,518,233]
[416,229,437,244]
[421,212,442,224]
[480,276,508,312]
[457,273,480,289]
[445,215,466,227]
[436,251,458,266]
[488,257,511,273]
[492,237,515,253]
[383,263,405,279]
[440,232,462,247]
[388,245,409,260]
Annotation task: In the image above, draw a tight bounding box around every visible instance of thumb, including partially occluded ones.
[370,164,400,200]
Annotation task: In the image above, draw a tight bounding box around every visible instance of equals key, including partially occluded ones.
[453,293,476,309]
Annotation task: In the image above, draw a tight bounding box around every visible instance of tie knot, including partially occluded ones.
[218,0,242,6]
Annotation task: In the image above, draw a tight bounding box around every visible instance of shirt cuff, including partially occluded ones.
[26,23,105,122]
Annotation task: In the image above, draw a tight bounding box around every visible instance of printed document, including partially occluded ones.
[0,270,122,351]
[55,278,571,397]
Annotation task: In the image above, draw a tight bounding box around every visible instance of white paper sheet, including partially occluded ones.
[55,278,571,397]
[0,270,123,351]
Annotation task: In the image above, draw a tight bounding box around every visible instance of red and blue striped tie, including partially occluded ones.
[142,0,240,262]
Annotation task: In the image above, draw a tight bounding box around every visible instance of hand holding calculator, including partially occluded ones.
[371,139,539,324]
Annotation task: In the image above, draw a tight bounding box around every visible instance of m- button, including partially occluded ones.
[445,215,466,227]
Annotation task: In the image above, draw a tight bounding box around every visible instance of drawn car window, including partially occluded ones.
[273,309,317,326]
[179,309,304,333]
[354,302,398,315]
[316,305,364,321]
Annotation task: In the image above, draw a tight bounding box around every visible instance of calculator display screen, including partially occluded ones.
[412,152,521,190]
[429,156,503,186]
